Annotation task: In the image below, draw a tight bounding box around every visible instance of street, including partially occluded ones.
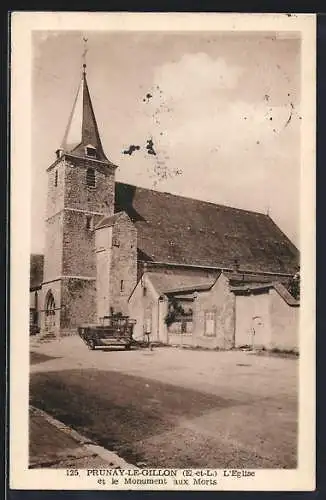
[30,337,298,469]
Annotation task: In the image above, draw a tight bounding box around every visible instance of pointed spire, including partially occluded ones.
[61,63,108,163]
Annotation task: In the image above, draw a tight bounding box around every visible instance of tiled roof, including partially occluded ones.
[146,271,218,296]
[226,272,289,286]
[230,281,299,306]
[30,254,44,289]
[164,282,217,294]
[95,212,125,230]
[115,182,299,274]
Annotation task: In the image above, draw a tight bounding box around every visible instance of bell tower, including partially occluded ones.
[40,61,117,336]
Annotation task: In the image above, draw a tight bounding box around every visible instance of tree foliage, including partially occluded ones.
[288,271,300,300]
[164,297,186,327]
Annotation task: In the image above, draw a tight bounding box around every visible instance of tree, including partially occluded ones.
[164,297,185,327]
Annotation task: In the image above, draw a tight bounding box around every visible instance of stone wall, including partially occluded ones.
[39,280,62,337]
[270,289,299,351]
[42,154,116,335]
[109,213,137,315]
[128,273,160,341]
[130,270,235,349]
[62,210,103,277]
[43,213,64,282]
[196,273,234,348]
[60,278,96,329]
[234,288,298,351]
[64,157,115,215]
[46,160,65,219]
[234,292,272,349]
[95,226,113,320]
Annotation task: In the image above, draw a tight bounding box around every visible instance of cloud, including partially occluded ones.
[141,52,300,165]
[116,53,300,216]
[153,52,243,102]
[166,99,299,153]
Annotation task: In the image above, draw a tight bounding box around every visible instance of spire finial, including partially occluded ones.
[82,37,88,74]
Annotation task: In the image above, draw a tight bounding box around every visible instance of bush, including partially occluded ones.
[164,297,186,327]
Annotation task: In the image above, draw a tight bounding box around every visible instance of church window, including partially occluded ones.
[85,145,97,158]
[54,170,58,187]
[86,215,94,230]
[86,168,96,188]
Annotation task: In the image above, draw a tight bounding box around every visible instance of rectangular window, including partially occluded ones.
[86,215,94,230]
[120,280,124,292]
[112,236,120,247]
[204,311,216,337]
[86,167,96,188]
[85,146,97,158]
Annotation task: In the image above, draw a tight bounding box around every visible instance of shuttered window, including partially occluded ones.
[86,168,96,188]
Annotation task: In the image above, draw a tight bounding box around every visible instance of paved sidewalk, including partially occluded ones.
[29,406,136,469]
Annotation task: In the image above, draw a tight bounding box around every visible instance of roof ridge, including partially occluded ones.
[116,181,267,218]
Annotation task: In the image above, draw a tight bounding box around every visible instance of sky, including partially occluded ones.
[32,30,301,253]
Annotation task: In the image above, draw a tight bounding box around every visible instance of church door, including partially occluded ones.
[45,291,56,332]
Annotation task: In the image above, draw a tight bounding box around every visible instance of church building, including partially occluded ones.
[30,63,300,351]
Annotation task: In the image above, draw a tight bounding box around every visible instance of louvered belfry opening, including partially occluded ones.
[86,167,96,188]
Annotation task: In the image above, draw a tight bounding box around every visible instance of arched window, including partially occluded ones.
[86,168,96,188]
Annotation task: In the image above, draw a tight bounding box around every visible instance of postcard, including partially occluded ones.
[10,11,316,491]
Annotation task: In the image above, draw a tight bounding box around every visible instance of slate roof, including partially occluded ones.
[115,182,299,274]
[30,254,44,289]
[61,71,109,163]
[30,182,299,289]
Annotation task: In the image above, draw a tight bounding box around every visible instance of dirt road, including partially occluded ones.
[30,338,298,469]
